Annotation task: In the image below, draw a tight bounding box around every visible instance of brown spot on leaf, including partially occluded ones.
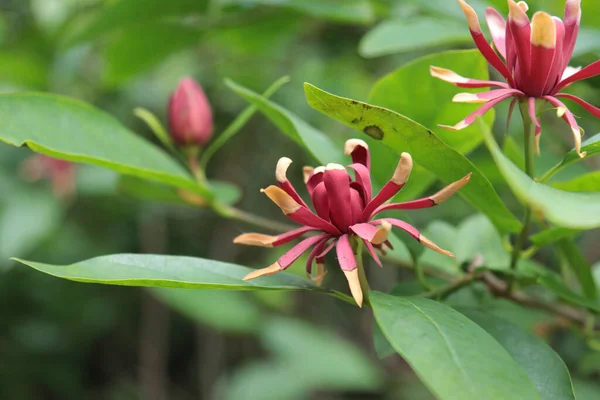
[351,117,361,124]
[363,125,383,140]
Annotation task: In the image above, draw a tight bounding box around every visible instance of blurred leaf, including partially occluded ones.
[557,239,598,299]
[103,22,201,86]
[226,79,344,165]
[542,133,600,183]
[572,28,600,57]
[210,181,243,205]
[538,274,600,313]
[69,0,209,45]
[359,18,470,58]
[118,176,188,205]
[461,310,575,400]
[371,292,540,400]
[503,136,525,171]
[220,317,382,400]
[530,227,580,248]
[14,254,326,292]
[573,379,600,400]
[75,165,120,196]
[304,83,521,233]
[372,323,395,360]
[0,52,48,89]
[134,107,176,153]
[151,288,261,333]
[0,93,211,198]
[483,125,600,229]
[221,0,375,25]
[553,171,600,192]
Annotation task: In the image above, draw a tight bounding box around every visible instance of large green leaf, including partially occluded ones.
[304,83,520,233]
[371,292,540,400]
[482,125,600,229]
[226,79,344,165]
[553,171,600,192]
[14,254,323,291]
[0,93,211,198]
[461,310,575,400]
[359,18,471,58]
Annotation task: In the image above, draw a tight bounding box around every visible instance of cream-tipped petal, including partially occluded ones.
[243,262,282,280]
[517,1,528,12]
[344,138,369,155]
[391,152,413,185]
[439,121,469,131]
[572,127,586,158]
[325,163,346,171]
[276,157,293,183]
[453,93,487,103]
[556,107,567,118]
[531,12,556,48]
[261,186,302,215]
[311,263,327,286]
[371,221,392,245]
[313,166,326,175]
[430,66,467,83]
[458,0,480,32]
[508,0,529,25]
[420,235,456,258]
[233,233,276,247]
[343,269,363,308]
[431,173,472,204]
[303,166,314,183]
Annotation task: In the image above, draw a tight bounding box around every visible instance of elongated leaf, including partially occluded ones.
[530,227,579,248]
[226,79,344,165]
[542,133,600,182]
[359,18,470,58]
[482,125,600,229]
[557,239,598,299]
[461,310,575,400]
[553,171,600,192]
[304,83,520,233]
[371,292,540,400]
[14,254,319,291]
[0,93,211,198]
[539,274,600,313]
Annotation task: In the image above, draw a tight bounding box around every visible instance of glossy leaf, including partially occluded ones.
[304,83,520,233]
[371,292,540,400]
[226,79,344,165]
[14,254,319,291]
[483,125,600,229]
[461,310,575,400]
[0,93,210,198]
[557,239,598,300]
[359,18,470,58]
[553,171,600,192]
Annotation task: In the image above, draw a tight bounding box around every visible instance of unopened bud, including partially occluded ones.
[168,77,213,146]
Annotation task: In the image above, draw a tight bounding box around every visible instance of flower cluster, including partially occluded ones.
[432,0,599,157]
[234,139,471,306]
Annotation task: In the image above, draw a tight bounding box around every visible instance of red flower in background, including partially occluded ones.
[168,77,213,147]
[432,0,598,157]
[234,139,471,307]
[21,154,76,200]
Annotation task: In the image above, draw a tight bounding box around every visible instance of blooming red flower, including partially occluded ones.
[431,0,597,157]
[234,139,471,307]
[168,77,213,146]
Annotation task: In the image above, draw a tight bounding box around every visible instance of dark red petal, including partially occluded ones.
[311,182,330,220]
[306,236,330,274]
[324,164,353,231]
[347,163,372,204]
[362,239,382,267]
[350,188,364,226]
[305,166,324,197]
[344,139,370,171]
[278,235,326,269]
[528,12,558,96]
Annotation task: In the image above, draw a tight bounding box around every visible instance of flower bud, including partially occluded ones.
[168,77,213,146]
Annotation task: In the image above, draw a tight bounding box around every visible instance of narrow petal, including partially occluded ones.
[458,0,514,84]
[344,139,370,170]
[561,66,581,81]
[305,166,325,197]
[350,188,364,226]
[306,236,330,285]
[311,182,330,220]
[374,218,420,241]
[543,96,585,158]
[528,97,542,155]
[336,234,357,271]
[371,173,472,216]
[506,97,518,132]
[543,17,565,94]
[439,91,516,131]
[343,269,363,308]
[555,93,600,119]
[485,7,507,58]
[278,235,326,268]
[262,186,341,235]
[452,89,523,103]
[347,163,372,204]
[362,239,382,267]
[361,153,412,220]
[303,166,314,184]
[430,66,509,89]
[419,234,456,258]
[243,262,282,281]
[276,157,308,208]
[324,164,354,231]
[529,12,557,96]
[507,0,532,90]
[233,226,317,248]
[371,221,392,245]
[562,0,581,73]
[556,59,600,92]
[350,221,391,245]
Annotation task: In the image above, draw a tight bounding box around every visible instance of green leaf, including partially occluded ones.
[371,292,540,400]
[0,93,211,198]
[557,239,598,299]
[553,171,600,192]
[538,274,600,313]
[14,254,319,291]
[118,176,189,205]
[304,83,520,233]
[530,227,580,248]
[359,18,471,58]
[541,133,600,183]
[226,79,344,165]
[461,310,575,400]
[573,379,600,400]
[503,136,525,171]
[151,288,261,333]
[134,107,176,154]
[482,125,600,229]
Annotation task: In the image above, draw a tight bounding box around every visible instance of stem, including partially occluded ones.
[186,146,208,185]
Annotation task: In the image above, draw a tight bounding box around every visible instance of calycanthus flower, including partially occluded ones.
[431,0,598,157]
[234,139,471,307]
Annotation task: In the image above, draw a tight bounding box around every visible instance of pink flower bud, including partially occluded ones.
[168,77,213,146]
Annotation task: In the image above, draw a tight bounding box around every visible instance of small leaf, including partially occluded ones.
[134,107,176,153]
[553,171,600,192]
[304,83,521,233]
[371,292,540,400]
[359,18,471,58]
[482,124,600,229]
[557,238,598,300]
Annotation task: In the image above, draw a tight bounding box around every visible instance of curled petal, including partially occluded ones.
[276,157,308,208]
[555,93,600,119]
[350,221,391,245]
[243,262,282,281]
[344,139,370,170]
[543,96,585,158]
[343,269,363,308]
[430,66,509,89]
[348,163,372,204]
[303,166,314,183]
[306,166,325,196]
[234,226,317,248]
[371,221,392,245]
[439,91,517,131]
[373,218,420,241]
[556,59,600,91]
[419,234,456,258]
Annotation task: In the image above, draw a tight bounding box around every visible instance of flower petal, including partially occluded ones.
[306,236,331,285]
[233,226,318,248]
[555,93,600,119]
[529,12,558,96]
[439,91,516,130]
[324,164,354,231]
[305,166,325,197]
[543,96,585,158]
[485,7,507,58]
[278,234,327,268]
[343,269,363,308]
[507,0,532,89]
[336,234,357,271]
[429,66,509,89]
[452,89,523,103]
[543,17,565,94]
[350,187,364,226]
[374,218,455,258]
[347,163,372,204]
[311,182,331,220]
[344,139,370,170]
[420,235,456,258]
[350,221,391,245]
[556,59,600,91]
[276,157,309,208]
[562,0,581,73]
[362,239,382,267]
[528,97,542,155]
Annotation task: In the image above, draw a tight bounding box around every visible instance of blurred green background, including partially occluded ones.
[1,0,600,399]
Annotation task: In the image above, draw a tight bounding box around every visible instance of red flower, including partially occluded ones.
[21,154,75,200]
[431,0,597,157]
[234,139,471,307]
[168,77,213,146]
